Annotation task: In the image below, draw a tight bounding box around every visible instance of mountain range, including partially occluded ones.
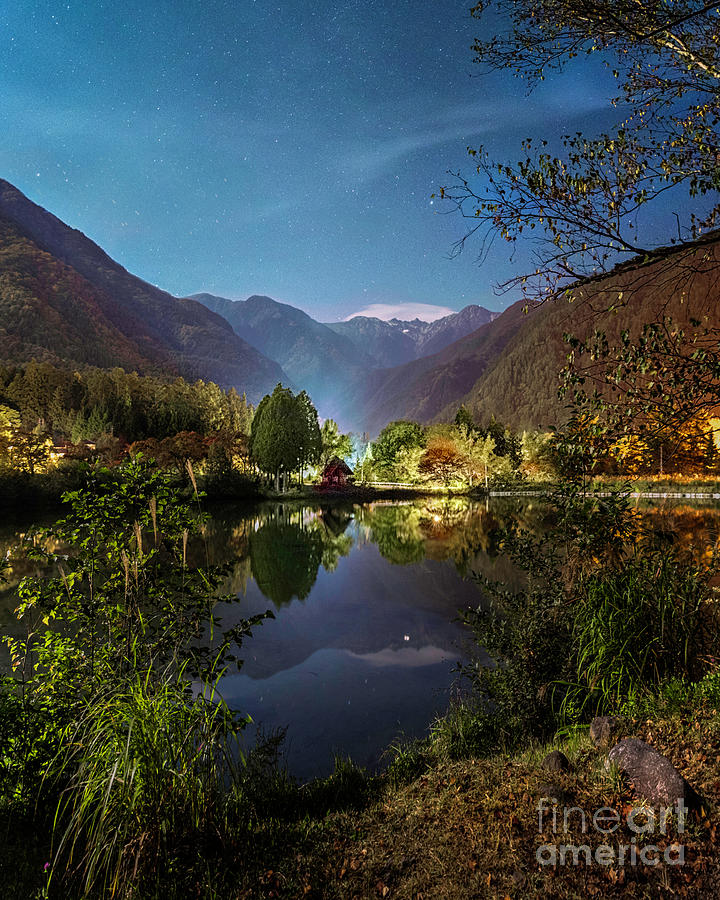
[2,178,719,435]
[352,234,720,433]
[189,292,372,420]
[324,305,497,368]
[190,292,497,421]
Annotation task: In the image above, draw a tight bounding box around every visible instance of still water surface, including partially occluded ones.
[202,499,521,779]
[3,497,718,779]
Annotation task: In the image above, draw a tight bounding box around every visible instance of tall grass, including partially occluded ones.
[558,551,714,721]
[46,669,246,898]
[459,485,720,749]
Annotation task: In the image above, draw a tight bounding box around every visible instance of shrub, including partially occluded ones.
[0,459,270,897]
[563,550,713,719]
[48,673,247,897]
[461,484,720,748]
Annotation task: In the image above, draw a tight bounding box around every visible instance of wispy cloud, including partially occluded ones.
[340,116,491,179]
[345,302,455,322]
[339,92,615,181]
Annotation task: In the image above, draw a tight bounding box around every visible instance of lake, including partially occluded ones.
[2,496,718,780]
[197,497,539,779]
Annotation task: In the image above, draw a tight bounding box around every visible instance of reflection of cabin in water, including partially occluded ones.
[321,457,353,487]
[319,506,353,536]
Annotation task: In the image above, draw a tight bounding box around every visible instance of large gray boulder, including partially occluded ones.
[608,738,699,807]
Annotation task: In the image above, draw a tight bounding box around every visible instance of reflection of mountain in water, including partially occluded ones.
[209,499,545,679]
[219,539,483,679]
[5,498,720,780]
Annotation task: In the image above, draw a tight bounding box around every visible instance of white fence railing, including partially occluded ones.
[356,481,416,488]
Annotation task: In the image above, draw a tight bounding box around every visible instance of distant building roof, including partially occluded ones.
[322,456,352,476]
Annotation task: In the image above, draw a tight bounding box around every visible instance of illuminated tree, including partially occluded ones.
[418,436,467,485]
[249,385,322,490]
[295,391,322,482]
[0,404,21,461]
[6,430,52,475]
[370,420,426,480]
[519,430,557,480]
[564,319,720,472]
[319,417,351,467]
[548,412,613,483]
[160,432,209,479]
[211,430,251,473]
[393,444,425,483]
[453,425,514,483]
[610,434,653,476]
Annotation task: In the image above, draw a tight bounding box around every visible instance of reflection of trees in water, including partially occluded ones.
[221,555,253,598]
[357,505,426,565]
[318,507,353,538]
[356,499,552,571]
[195,516,251,567]
[183,516,255,596]
[250,520,324,606]
[638,504,720,565]
[182,505,357,605]
[247,506,355,606]
[316,507,354,573]
[8,500,719,613]
[0,529,65,592]
[0,528,67,629]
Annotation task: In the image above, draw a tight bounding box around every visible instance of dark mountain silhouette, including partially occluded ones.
[184,296,500,426]
[191,292,372,419]
[325,304,497,368]
[357,233,720,433]
[0,179,288,401]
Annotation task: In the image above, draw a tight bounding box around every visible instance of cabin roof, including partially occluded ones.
[322,456,352,476]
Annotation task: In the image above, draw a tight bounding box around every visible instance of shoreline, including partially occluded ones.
[489,488,720,500]
[5,476,720,524]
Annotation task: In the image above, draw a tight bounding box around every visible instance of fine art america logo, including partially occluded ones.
[537,798,687,867]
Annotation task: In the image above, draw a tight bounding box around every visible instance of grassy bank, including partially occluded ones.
[5,700,718,899]
[0,465,481,516]
[236,703,720,899]
[7,463,720,515]
[258,483,475,502]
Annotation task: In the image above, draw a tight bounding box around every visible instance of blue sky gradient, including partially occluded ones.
[1,0,625,320]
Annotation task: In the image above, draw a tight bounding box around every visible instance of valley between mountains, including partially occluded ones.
[3,176,720,436]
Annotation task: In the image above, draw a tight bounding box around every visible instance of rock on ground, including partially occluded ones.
[608,737,700,807]
[542,750,571,772]
[589,716,623,747]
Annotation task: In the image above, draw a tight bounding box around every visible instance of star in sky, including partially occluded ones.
[0,0,623,321]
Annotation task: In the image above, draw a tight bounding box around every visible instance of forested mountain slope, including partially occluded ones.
[192,292,371,418]
[356,302,526,434]
[360,234,720,433]
[0,180,288,401]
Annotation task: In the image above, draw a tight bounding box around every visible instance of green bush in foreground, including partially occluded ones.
[0,458,270,897]
[564,550,712,719]
[457,483,720,755]
[49,674,245,897]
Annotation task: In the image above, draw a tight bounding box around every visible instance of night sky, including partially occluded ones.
[1,1,623,321]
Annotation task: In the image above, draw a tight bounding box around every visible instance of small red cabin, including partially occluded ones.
[321,456,353,487]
